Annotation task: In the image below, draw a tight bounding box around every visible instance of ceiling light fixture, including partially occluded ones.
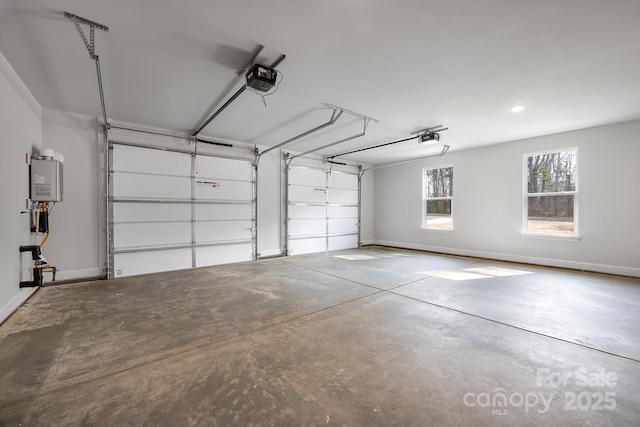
[511,105,526,113]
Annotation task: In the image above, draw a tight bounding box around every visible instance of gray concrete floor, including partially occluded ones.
[1,246,639,426]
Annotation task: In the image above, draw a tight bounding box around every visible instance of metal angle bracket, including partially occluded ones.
[64,12,109,60]
[411,125,447,135]
[291,117,370,161]
[325,104,379,124]
[258,108,343,159]
[412,125,449,141]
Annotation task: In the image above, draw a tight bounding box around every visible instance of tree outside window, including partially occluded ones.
[524,149,577,235]
[423,166,453,230]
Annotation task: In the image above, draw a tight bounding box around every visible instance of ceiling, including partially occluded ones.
[1,0,640,166]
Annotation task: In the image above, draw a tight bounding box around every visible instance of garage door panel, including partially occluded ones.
[195,221,253,243]
[328,235,359,251]
[289,186,326,204]
[289,205,326,220]
[113,173,191,200]
[328,188,358,205]
[328,218,358,234]
[114,248,192,278]
[195,204,252,221]
[195,244,253,267]
[196,156,253,180]
[328,206,358,219]
[328,172,358,189]
[289,167,326,186]
[288,219,326,237]
[114,203,191,223]
[288,238,327,255]
[195,180,252,201]
[113,145,191,176]
[114,222,191,249]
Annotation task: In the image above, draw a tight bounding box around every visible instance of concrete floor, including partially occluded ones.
[1,246,639,426]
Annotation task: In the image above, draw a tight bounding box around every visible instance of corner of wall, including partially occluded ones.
[0,49,42,323]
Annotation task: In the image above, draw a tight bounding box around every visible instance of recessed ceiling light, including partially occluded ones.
[511,105,526,113]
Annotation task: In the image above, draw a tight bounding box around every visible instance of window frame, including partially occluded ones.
[422,164,454,231]
[522,147,580,240]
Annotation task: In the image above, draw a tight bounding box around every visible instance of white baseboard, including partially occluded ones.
[43,267,103,284]
[0,287,38,324]
[373,240,640,278]
[360,240,375,246]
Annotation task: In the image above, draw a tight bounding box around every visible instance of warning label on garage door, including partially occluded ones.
[196,180,220,188]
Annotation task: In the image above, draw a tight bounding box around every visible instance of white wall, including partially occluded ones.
[0,51,41,322]
[373,119,640,277]
[360,168,374,245]
[256,148,283,258]
[41,109,102,281]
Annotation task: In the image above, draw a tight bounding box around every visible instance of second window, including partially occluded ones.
[423,166,453,230]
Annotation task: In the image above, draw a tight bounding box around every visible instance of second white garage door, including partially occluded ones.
[286,165,360,255]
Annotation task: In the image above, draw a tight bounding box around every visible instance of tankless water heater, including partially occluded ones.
[30,158,63,202]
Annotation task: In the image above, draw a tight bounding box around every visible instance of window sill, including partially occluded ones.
[520,232,581,242]
[421,227,455,232]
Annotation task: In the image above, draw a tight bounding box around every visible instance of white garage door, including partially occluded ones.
[109,142,255,277]
[286,165,360,256]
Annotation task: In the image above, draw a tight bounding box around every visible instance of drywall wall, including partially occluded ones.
[0,51,41,322]
[256,148,283,258]
[360,168,374,245]
[41,109,102,280]
[373,119,640,277]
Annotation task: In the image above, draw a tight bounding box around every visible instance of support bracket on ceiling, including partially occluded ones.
[258,108,343,160]
[64,11,110,131]
[64,12,109,60]
[287,117,370,161]
[325,104,379,124]
[411,125,448,137]
[263,104,377,161]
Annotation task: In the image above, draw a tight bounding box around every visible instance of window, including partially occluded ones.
[524,148,577,236]
[423,166,453,230]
